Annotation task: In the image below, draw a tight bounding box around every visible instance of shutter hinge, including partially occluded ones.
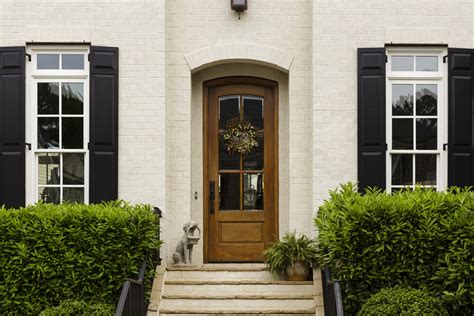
[88,53,90,61]
[385,55,388,63]
[25,142,31,150]
[443,55,448,63]
[443,143,448,151]
[385,143,388,151]
[25,53,31,62]
[87,143,91,150]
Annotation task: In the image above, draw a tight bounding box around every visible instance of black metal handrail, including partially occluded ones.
[322,267,344,316]
[115,207,162,316]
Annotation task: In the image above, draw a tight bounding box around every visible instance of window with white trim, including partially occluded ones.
[26,47,89,204]
[386,48,447,192]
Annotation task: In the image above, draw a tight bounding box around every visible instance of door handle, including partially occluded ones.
[209,180,215,214]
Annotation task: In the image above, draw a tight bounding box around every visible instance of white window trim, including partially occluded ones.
[386,47,448,192]
[25,45,90,205]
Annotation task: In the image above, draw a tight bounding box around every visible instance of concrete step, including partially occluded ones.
[158,298,315,314]
[163,280,314,296]
[166,269,280,281]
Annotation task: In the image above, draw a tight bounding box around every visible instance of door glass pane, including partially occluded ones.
[392,84,413,115]
[38,117,59,149]
[416,84,437,116]
[219,173,240,210]
[38,82,59,114]
[243,173,264,211]
[63,153,84,185]
[416,56,438,71]
[62,83,84,114]
[63,188,84,203]
[416,119,437,149]
[392,154,413,186]
[243,96,263,129]
[62,118,83,149]
[219,96,239,129]
[38,187,60,204]
[219,134,240,170]
[38,153,60,185]
[415,155,437,185]
[392,56,413,71]
[37,54,59,69]
[244,137,263,170]
[392,118,413,149]
[62,54,84,70]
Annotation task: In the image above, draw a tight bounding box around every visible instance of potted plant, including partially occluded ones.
[263,232,318,281]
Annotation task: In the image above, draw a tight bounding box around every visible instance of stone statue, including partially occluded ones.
[172,221,201,264]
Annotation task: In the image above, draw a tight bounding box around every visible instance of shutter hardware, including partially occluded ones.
[443,143,448,151]
[25,143,31,150]
[443,55,448,63]
[25,53,31,62]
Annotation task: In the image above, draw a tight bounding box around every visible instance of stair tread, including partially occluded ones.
[162,294,314,300]
[165,279,313,285]
[158,307,316,314]
[167,264,268,272]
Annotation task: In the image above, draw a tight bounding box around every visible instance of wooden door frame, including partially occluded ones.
[203,76,279,263]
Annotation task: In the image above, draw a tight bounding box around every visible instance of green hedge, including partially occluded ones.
[0,201,161,314]
[357,286,448,316]
[315,183,473,315]
[40,299,115,316]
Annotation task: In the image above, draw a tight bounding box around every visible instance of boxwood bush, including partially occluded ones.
[0,201,161,314]
[315,183,473,315]
[357,286,448,316]
[40,299,115,316]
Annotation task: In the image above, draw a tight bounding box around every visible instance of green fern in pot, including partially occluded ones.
[263,232,318,281]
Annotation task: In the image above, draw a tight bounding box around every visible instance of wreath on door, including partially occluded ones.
[222,118,260,155]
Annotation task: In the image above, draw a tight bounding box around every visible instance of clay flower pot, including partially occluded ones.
[286,260,310,281]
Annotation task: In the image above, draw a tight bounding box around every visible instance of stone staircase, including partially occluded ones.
[148,264,323,315]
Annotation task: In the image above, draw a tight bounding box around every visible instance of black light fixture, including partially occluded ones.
[231,0,247,19]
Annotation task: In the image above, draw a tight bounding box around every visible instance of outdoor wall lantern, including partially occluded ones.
[231,0,247,19]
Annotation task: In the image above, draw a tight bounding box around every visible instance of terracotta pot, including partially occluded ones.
[286,260,310,281]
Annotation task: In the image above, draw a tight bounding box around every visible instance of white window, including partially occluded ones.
[386,48,448,192]
[26,46,89,204]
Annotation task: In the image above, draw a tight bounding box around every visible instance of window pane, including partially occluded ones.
[244,137,263,170]
[37,54,59,69]
[219,96,239,129]
[219,134,240,170]
[38,118,59,149]
[219,173,240,211]
[392,118,413,149]
[416,119,437,149]
[62,54,84,70]
[416,155,437,185]
[392,84,413,116]
[62,118,83,149]
[63,153,84,185]
[243,96,263,129]
[243,173,263,211]
[63,188,84,203]
[416,84,437,116]
[38,82,59,114]
[38,153,60,185]
[38,187,60,204]
[62,83,84,114]
[416,56,438,71]
[392,56,414,71]
[392,154,413,186]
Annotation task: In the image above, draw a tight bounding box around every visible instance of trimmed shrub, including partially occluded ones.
[0,201,161,314]
[40,299,115,316]
[315,183,473,315]
[357,286,448,316]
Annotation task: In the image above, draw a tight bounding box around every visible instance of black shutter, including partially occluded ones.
[357,48,386,192]
[89,46,118,203]
[0,47,25,208]
[448,48,474,187]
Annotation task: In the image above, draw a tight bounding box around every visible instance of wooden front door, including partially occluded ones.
[204,77,278,262]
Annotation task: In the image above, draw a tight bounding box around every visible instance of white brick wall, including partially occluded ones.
[1,0,473,265]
